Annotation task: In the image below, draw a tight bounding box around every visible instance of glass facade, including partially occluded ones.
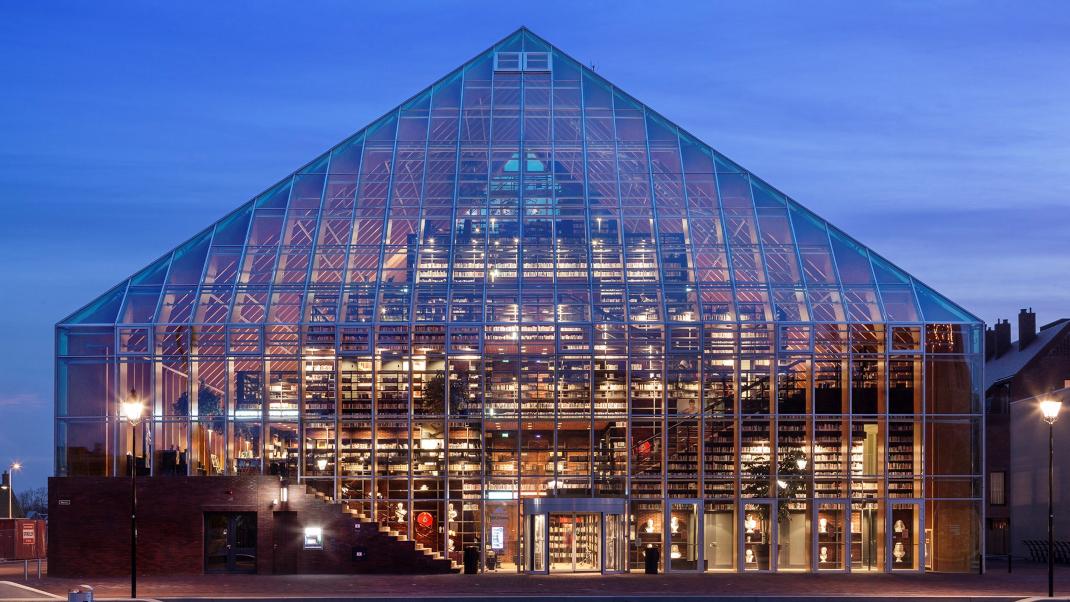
[54,28,983,573]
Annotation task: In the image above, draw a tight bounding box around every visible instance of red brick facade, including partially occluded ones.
[48,476,455,577]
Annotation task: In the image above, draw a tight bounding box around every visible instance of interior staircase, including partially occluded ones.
[299,484,460,573]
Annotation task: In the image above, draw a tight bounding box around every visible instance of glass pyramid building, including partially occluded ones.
[56,28,983,573]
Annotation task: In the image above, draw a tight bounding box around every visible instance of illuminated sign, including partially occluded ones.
[303,526,324,549]
[491,526,504,550]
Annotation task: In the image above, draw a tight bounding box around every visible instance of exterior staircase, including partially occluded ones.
[299,484,460,573]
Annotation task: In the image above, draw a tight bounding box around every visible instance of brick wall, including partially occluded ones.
[48,476,453,577]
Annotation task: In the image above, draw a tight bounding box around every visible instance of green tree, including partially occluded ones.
[741,447,809,522]
[421,372,472,415]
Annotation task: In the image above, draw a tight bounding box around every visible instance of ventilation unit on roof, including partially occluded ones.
[494,51,552,72]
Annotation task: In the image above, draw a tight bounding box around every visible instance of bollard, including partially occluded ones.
[644,546,659,574]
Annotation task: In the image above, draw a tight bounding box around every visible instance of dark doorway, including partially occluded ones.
[205,512,257,573]
[273,511,300,574]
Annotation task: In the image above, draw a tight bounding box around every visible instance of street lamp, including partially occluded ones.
[121,389,145,600]
[5,462,21,519]
[1040,398,1061,598]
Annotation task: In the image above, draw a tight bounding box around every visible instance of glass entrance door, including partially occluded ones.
[604,513,625,572]
[528,513,546,572]
[549,512,601,572]
[851,501,882,571]
[668,501,700,570]
[549,514,574,572]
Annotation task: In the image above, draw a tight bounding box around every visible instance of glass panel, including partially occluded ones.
[605,513,625,572]
[631,501,662,570]
[891,503,919,569]
[549,514,574,572]
[817,503,846,570]
[574,513,601,572]
[486,500,519,571]
[850,501,883,571]
[742,502,772,571]
[530,514,546,572]
[778,502,809,571]
[703,501,735,571]
[669,502,699,570]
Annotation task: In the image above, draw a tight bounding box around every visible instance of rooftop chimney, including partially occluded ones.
[1019,308,1036,351]
[994,319,1011,358]
[984,326,996,361]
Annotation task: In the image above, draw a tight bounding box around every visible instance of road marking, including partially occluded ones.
[0,580,63,599]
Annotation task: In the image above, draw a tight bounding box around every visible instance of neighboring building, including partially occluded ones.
[1009,387,1070,561]
[51,28,984,575]
[0,471,24,518]
[984,310,1070,558]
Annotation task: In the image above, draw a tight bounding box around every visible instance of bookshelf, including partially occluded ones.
[703,420,734,476]
[339,361,373,416]
[303,358,336,416]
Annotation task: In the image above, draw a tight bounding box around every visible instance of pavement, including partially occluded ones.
[4,560,1070,601]
[0,579,60,601]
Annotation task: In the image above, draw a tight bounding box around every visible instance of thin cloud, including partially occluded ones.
[0,392,47,408]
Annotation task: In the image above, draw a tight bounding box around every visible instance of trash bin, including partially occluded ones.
[463,546,479,574]
[644,546,659,574]
[68,585,94,602]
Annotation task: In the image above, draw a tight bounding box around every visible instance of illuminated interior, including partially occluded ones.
[54,28,983,573]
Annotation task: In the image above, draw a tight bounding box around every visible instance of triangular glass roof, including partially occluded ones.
[59,27,979,326]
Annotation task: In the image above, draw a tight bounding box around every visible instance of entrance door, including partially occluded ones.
[850,501,882,572]
[549,513,601,572]
[204,512,257,573]
[272,511,300,574]
[604,513,626,573]
[528,513,547,573]
[668,501,700,571]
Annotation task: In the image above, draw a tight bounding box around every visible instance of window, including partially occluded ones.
[494,52,521,71]
[989,471,1005,506]
[493,52,552,72]
[523,52,551,71]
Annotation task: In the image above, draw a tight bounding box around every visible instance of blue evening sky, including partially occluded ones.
[2,1,1069,489]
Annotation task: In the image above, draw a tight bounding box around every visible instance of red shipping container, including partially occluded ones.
[0,519,46,559]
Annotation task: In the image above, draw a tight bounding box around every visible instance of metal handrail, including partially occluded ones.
[0,557,44,579]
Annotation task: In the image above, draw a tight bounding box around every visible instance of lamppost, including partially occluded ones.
[1040,398,1062,598]
[4,461,21,518]
[121,390,146,600]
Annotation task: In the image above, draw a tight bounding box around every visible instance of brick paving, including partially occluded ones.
[3,561,1070,600]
